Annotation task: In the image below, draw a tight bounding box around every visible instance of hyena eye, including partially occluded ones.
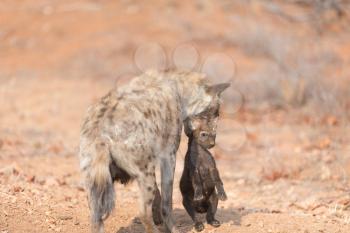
[200,131,209,138]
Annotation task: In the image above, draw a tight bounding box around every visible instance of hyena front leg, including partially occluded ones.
[137,168,161,233]
[160,154,181,233]
[152,185,162,225]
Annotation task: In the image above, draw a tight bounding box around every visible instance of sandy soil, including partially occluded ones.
[1,1,350,233]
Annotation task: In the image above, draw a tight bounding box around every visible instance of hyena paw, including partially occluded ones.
[194,222,204,232]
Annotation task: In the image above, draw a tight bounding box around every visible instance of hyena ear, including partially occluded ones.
[206,83,231,97]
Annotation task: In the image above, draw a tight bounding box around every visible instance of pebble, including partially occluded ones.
[58,215,73,221]
[0,164,20,176]
[258,221,264,227]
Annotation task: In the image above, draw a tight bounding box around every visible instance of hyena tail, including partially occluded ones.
[88,142,115,224]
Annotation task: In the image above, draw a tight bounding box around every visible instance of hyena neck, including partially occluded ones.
[151,70,213,120]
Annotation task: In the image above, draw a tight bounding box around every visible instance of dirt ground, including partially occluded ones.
[1,1,350,233]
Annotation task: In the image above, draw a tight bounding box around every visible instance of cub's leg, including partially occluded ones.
[206,192,220,227]
[182,196,204,232]
[210,169,227,201]
[192,169,204,202]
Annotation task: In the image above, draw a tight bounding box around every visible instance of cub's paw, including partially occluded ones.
[194,222,205,232]
[216,186,227,201]
[193,193,204,202]
[208,219,221,228]
[217,191,227,201]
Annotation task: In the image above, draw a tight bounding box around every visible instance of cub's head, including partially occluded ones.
[184,106,220,149]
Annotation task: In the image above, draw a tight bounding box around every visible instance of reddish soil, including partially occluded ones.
[1,1,350,233]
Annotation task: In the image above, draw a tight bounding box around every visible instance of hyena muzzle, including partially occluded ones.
[79,70,230,233]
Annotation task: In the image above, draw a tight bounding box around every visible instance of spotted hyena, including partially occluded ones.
[180,111,227,232]
[79,70,230,233]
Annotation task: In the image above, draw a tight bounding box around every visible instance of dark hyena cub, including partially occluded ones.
[180,109,227,232]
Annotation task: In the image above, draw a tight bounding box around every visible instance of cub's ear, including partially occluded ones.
[183,117,200,137]
[189,118,201,131]
[206,83,231,97]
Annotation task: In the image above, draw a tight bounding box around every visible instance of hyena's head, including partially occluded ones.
[183,73,230,118]
[184,106,220,149]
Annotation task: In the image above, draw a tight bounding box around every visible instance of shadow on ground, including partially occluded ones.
[115,206,268,233]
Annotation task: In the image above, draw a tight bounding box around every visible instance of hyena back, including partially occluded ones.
[79,70,230,233]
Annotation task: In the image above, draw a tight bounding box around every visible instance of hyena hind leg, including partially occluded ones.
[137,171,161,233]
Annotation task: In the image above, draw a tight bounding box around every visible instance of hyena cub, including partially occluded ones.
[180,108,227,232]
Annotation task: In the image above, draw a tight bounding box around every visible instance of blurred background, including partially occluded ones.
[1,1,350,232]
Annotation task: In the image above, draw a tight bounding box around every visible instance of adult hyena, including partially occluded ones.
[79,70,230,233]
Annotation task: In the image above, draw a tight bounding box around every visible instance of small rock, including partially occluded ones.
[258,221,264,227]
[0,163,20,176]
[74,219,80,225]
[45,176,59,186]
[322,153,335,163]
[57,178,67,186]
[271,209,282,213]
[37,177,46,185]
[3,210,9,216]
[13,186,24,193]
[58,215,73,221]
[237,179,246,185]
[76,185,85,192]
[27,175,35,183]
